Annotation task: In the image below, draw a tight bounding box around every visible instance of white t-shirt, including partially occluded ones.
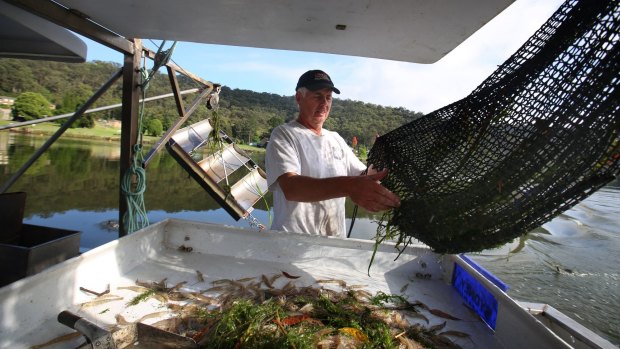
[265,120,367,238]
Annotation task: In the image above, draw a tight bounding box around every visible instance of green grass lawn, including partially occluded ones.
[0,119,266,153]
[1,120,121,138]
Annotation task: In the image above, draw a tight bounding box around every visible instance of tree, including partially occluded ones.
[12,92,51,121]
[56,86,92,115]
[268,115,284,130]
[74,113,95,128]
[1,59,424,141]
[145,118,163,136]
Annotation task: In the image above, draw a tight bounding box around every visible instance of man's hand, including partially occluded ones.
[277,170,400,212]
[349,170,400,212]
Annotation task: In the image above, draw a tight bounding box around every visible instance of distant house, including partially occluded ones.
[0,96,15,106]
[101,119,122,129]
[0,97,14,120]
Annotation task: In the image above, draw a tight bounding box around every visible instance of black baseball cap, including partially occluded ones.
[295,70,340,94]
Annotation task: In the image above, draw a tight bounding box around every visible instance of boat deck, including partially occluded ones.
[0,219,572,348]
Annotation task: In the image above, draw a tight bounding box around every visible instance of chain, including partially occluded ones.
[244,212,266,231]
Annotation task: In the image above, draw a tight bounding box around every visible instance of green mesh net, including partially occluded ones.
[367,0,620,254]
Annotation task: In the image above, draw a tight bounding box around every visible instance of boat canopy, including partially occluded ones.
[50,0,513,64]
[0,1,86,62]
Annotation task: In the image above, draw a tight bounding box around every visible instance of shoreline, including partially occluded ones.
[2,120,265,153]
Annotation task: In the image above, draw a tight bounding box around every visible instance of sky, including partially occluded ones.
[80,0,564,114]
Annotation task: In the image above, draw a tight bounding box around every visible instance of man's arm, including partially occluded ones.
[277,170,400,212]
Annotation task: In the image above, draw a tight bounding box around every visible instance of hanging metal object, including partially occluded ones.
[166,118,268,220]
[206,86,221,110]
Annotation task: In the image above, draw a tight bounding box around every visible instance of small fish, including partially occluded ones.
[439,330,470,338]
[261,274,273,288]
[98,308,110,314]
[167,291,190,301]
[135,311,170,323]
[400,283,409,293]
[118,285,149,293]
[428,321,447,332]
[212,279,234,285]
[282,271,300,279]
[79,295,123,308]
[29,331,82,349]
[429,308,461,320]
[430,334,461,348]
[351,289,373,300]
[236,277,256,283]
[411,300,429,310]
[182,292,217,304]
[281,281,296,292]
[347,284,367,289]
[269,273,282,285]
[203,285,228,293]
[316,279,347,288]
[154,278,168,289]
[136,278,166,289]
[153,293,169,303]
[170,281,187,291]
[196,270,205,282]
[403,310,429,324]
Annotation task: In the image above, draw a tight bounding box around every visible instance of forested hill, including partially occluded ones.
[0,58,423,147]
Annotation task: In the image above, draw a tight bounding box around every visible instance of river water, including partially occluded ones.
[1,132,618,345]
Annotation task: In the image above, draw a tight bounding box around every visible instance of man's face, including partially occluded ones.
[296,88,333,132]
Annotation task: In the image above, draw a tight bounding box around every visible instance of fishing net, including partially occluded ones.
[367,0,620,254]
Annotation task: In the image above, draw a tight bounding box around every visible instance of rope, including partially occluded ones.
[121,40,176,233]
[121,144,149,233]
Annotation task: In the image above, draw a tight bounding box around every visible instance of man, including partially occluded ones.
[265,69,400,237]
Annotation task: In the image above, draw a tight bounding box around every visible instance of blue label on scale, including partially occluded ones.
[452,263,499,329]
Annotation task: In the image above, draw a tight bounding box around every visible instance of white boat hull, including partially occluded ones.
[0,219,610,348]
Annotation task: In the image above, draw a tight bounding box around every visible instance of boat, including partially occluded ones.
[0,0,618,348]
[1,218,615,349]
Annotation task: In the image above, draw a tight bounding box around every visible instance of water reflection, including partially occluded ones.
[0,133,381,240]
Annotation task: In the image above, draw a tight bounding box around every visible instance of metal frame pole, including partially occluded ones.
[118,39,142,237]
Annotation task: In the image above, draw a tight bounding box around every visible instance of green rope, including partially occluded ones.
[121,143,149,233]
[121,41,176,233]
[121,73,149,234]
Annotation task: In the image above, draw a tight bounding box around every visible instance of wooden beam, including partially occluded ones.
[143,47,214,88]
[118,39,142,237]
[167,66,186,117]
[141,86,213,168]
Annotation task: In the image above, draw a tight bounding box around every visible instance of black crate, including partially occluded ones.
[0,224,81,287]
[0,192,26,243]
